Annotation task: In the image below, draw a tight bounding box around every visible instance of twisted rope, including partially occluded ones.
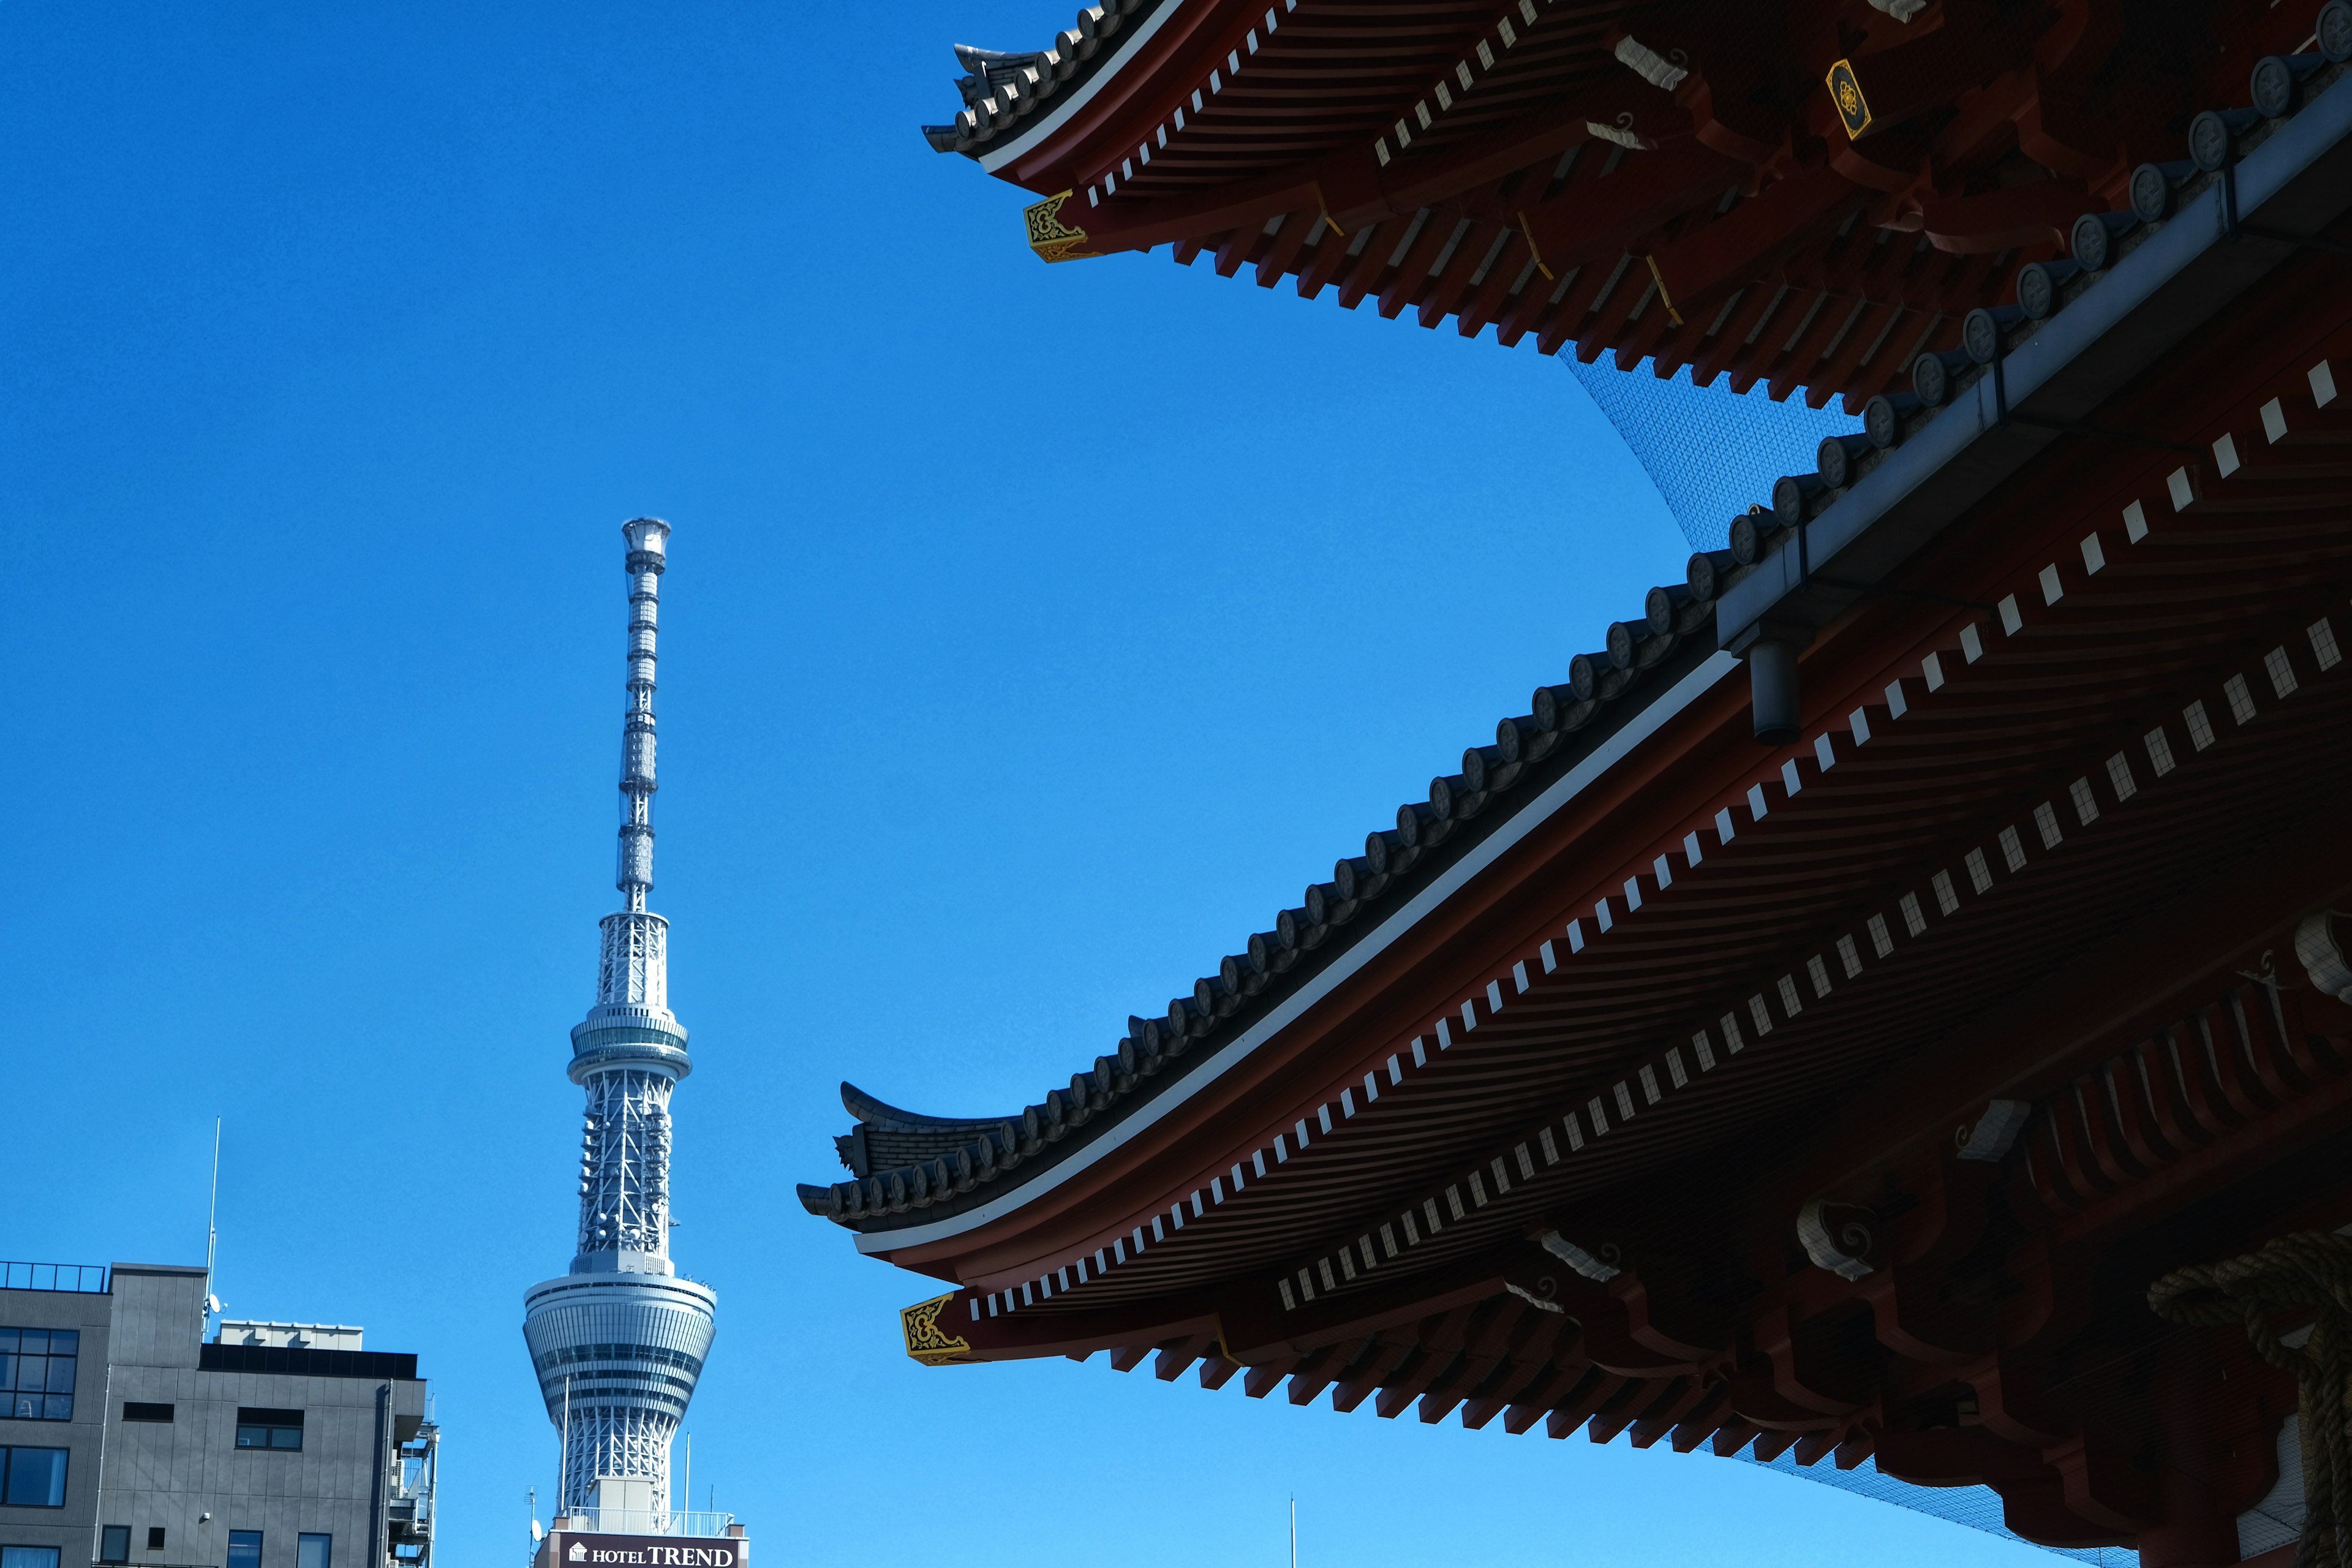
[2150,1232,2352,1568]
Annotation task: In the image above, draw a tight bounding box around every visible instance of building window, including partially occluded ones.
[227,1534,261,1568]
[0,1330,77,1421]
[145,1530,164,1552]
[0,1448,66,1507]
[233,1409,302,1450]
[121,1403,172,1424]
[2,1549,61,1568]
[297,1536,330,1568]
[99,1528,129,1565]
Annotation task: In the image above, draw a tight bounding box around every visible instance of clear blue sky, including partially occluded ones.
[6,6,2056,1567]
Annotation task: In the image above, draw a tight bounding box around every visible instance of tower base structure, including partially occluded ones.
[521,1270,717,1534]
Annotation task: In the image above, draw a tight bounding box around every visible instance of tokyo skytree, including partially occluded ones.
[521,518,717,1529]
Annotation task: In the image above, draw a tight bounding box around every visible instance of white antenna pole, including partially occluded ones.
[203,1118,222,1333]
[1290,1495,1297,1568]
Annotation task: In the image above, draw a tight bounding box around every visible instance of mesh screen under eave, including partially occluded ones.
[1561,353,1863,552]
[1736,1446,2139,1566]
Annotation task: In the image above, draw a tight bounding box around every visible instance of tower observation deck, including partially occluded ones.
[521,518,717,1533]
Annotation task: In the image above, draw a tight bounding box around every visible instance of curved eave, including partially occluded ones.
[839,1082,1014,1135]
[927,0,1207,179]
[837,646,1739,1262]
[797,559,1766,1243]
[974,0,1189,179]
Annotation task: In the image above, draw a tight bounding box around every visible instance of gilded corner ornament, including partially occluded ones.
[1825,60,1872,138]
[1023,190,1101,264]
[899,1293,973,1366]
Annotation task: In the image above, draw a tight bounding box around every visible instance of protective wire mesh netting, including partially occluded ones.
[1561,352,1864,552]
[1733,1446,2139,1566]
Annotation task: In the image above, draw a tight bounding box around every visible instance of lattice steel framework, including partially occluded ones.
[560,1408,674,1510]
[521,518,717,1524]
[578,1070,675,1257]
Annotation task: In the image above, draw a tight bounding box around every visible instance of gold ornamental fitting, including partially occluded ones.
[1023,190,1101,263]
[1826,60,1873,139]
[899,1293,973,1366]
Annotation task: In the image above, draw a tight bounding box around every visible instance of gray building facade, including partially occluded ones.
[0,1263,434,1568]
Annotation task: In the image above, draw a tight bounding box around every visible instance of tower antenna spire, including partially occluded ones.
[522,519,717,1533]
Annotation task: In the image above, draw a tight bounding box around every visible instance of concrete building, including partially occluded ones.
[0,1261,435,1568]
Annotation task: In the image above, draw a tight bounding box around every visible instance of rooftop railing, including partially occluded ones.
[552,1509,737,1538]
[1,1262,109,1293]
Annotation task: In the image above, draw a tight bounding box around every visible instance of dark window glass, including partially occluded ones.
[234,1409,301,1451]
[121,1403,173,1423]
[227,1534,261,1568]
[100,1526,130,1564]
[146,1529,165,1551]
[297,1535,330,1568]
[235,1425,304,1450]
[0,1446,67,1506]
[0,1327,75,1420]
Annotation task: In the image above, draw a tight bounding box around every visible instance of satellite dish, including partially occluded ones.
[205,1295,222,1316]
[531,1523,545,1544]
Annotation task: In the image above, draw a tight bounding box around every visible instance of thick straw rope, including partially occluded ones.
[2150,1233,2352,1568]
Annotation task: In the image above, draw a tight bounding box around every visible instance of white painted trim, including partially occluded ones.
[855,649,1741,1255]
[977,0,1189,175]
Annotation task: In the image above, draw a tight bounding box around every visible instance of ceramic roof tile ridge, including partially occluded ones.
[922,0,1161,154]
[797,559,1759,1229]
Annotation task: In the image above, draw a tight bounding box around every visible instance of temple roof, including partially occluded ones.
[800,11,2352,1547]
[910,0,2339,408]
[806,40,2352,1242]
